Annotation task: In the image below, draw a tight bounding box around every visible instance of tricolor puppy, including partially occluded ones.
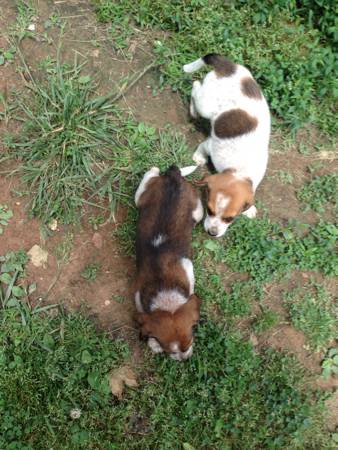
[184,53,271,237]
[134,165,203,361]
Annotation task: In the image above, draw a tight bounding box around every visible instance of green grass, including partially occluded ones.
[297,173,338,214]
[81,263,101,281]
[94,0,337,134]
[252,310,280,335]
[284,283,337,351]
[0,204,13,235]
[4,51,192,224]
[0,251,333,450]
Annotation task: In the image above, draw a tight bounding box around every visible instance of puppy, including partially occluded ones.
[134,165,203,361]
[184,53,271,237]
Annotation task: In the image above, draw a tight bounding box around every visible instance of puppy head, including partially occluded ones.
[136,294,201,361]
[198,170,254,237]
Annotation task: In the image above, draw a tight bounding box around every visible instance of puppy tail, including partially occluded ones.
[179,165,198,176]
[183,53,235,76]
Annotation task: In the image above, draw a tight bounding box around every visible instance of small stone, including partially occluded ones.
[104,300,111,306]
[92,49,100,58]
[249,333,259,347]
[48,218,58,231]
[70,408,81,419]
[27,245,48,268]
[15,202,21,206]
[28,24,36,31]
[92,232,103,249]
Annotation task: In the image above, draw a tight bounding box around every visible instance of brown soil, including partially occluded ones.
[0,0,337,423]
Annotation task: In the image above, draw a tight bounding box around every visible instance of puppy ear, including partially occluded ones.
[177,294,201,323]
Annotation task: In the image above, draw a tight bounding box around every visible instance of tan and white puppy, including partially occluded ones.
[134,165,203,361]
[184,53,270,237]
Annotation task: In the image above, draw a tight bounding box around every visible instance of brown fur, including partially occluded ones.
[200,170,254,221]
[214,108,258,139]
[240,77,262,99]
[135,167,201,353]
[137,295,201,352]
[203,53,237,77]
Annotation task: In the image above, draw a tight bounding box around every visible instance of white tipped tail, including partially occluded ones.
[180,165,198,176]
[183,58,205,73]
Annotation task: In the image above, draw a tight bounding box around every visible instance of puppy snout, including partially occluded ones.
[207,227,218,237]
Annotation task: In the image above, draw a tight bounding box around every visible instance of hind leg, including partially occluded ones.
[135,167,160,206]
[192,139,211,166]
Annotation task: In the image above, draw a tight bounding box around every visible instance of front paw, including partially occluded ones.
[242,205,257,219]
[192,150,207,166]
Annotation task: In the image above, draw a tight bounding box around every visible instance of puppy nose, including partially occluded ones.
[208,227,218,236]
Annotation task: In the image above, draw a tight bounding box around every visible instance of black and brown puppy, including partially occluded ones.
[134,165,203,361]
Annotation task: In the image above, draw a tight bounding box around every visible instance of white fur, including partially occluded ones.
[180,257,194,295]
[150,289,187,313]
[183,58,205,73]
[134,291,144,312]
[180,165,198,176]
[187,60,270,192]
[148,338,163,353]
[152,234,166,247]
[170,344,193,361]
[242,205,257,219]
[192,198,204,223]
[204,215,229,237]
[135,167,160,206]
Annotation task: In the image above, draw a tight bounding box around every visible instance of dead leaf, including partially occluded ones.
[27,245,48,268]
[109,365,138,399]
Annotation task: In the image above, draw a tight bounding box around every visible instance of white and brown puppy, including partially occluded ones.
[134,165,203,361]
[184,53,271,237]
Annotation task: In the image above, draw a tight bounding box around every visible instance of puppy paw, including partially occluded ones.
[242,205,257,219]
[148,337,163,354]
[192,151,207,166]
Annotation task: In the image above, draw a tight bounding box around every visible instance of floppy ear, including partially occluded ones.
[136,313,153,336]
[177,294,201,324]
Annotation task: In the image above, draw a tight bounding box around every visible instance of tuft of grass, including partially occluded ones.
[5,54,127,224]
[0,204,13,235]
[81,263,101,281]
[284,283,337,351]
[252,309,280,335]
[297,173,338,214]
[321,348,338,379]
[94,0,337,134]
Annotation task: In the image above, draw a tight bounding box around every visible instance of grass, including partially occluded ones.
[0,251,333,450]
[81,263,101,281]
[297,173,338,214]
[284,283,337,351]
[321,348,338,380]
[0,204,13,235]
[94,0,337,134]
[252,310,280,335]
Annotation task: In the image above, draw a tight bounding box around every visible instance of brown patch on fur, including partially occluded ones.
[241,77,262,99]
[203,53,236,77]
[135,167,202,353]
[203,170,254,220]
[214,109,258,139]
[137,295,201,352]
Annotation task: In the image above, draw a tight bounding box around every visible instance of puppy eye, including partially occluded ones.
[222,216,234,223]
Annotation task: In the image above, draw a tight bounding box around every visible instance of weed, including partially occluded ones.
[0,46,16,66]
[252,310,280,335]
[81,263,101,281]
[321,348,338,379]
[297,173,338,214]
[54,232,74,264]
[10,0,36,42]
[277,170,294,185]
[88,214,105,230]
[0,204,13,234]
[284,283,337,351]
[94,0,337,134]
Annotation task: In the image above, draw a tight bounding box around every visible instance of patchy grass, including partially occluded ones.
[284,283,337,352]
[297,173,338,214]
[321,348,338,380]
[0,251,333,450]
[94,0,337,134]
[252,310,280,335]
